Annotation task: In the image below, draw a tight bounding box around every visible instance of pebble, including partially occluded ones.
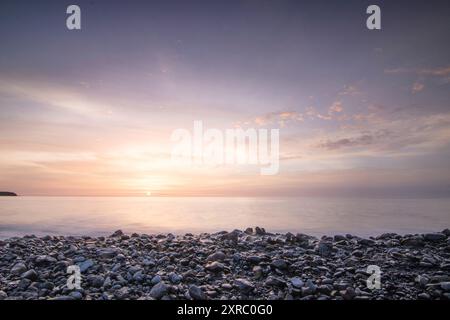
[11,262,27,275]
[150,282,169,299]
[189,285,206,300]
[234,278,254,293]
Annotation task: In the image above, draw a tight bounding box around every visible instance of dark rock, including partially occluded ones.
[189,285,206,300]
[11,262,27,275]
[205,261,224,273]
[234,278,254,293]
[21,269,38,281]
[206,251,226,262]
[150,282,169,299]
[271,259,288,270]
[424,233,446,242]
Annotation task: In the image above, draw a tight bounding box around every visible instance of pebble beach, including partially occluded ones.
[1,227,450,300]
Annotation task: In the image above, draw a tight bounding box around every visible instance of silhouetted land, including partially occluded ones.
[0,192,17,196]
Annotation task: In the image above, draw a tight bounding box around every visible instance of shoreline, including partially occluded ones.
[1,227,449,300]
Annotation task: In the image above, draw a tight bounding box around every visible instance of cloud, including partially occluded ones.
[316,131,390,151]
[237,111,304,127]
[338,85,361,96]
[328,101,344,114]
[0,77,112,117]
[384,66,450,77]
[412,81,425,93]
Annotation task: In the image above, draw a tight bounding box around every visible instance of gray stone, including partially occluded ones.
[11,262,27,275]
[424,233,446,242]
[189,285,206,300]
[21,269,38,281]
[78,259,94,273]
[234,278,254,293]
[205,261,225,273]
[35,255,57,266]
[271,259,288,270]
[150,282,169,299]
[151,275,162,285]
[206,251,226,262]
[440,282,450,292]
[291,277,304,289]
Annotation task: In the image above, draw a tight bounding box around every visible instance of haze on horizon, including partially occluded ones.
[1,0,450,197]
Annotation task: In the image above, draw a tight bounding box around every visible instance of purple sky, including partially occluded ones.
[0,0,450,196]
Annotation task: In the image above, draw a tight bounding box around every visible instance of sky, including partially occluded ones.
[0,0,450,197]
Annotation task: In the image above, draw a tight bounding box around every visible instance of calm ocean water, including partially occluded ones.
[0,196,449,239]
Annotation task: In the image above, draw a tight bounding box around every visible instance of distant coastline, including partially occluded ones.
[0,192,17,196]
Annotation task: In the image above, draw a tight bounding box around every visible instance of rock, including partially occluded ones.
[418,293,430,300]
[340,287,356,300]
[206,251,226,262]
[290,277,304,289]
[205,261,225,273]
[78,259,94,273]
[221,230,240,242]
[424,233,446,242]
[265,276,286,287]
[316,241,333,257]
[253,266,263,279]
[150,275,162,285]
[111,230,124,237]
[169,272,182,284]
[271,259,288,270]
[21,269,38,281]
[357,238,375,246]
[0,291,8,300]
[133,271,144,282]
[440,282,450,292]
[255,227,266,235]
[150,282,169,299]
[247,256,263,264]
[334,235,346,242]
[416,275,429,287]
[115,287,130,299]
[35,255,57,266]
[88,275,104,288]
[234,278,254,294]
[11,262,27,275]
[51,295,75,300]
[69,291,83,300]
[189,285,206,300]
[98,248,118,259]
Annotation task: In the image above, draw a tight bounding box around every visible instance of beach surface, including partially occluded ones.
[0,227,449,300]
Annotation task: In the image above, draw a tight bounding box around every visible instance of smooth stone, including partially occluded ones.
[150,282,169,299]
[440,282,450,291]
[234,278,254,293]
[189,285,206,300]
[205,261,225,273]
[291,277,304,289]
[271,259,288,270]
[206,251,226,262]
[168,272,182,284]
[78,259,94,273]
[35,255,57,266]
[11,262,27,275]
[21,269,38,281]
[150,275,162,285]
